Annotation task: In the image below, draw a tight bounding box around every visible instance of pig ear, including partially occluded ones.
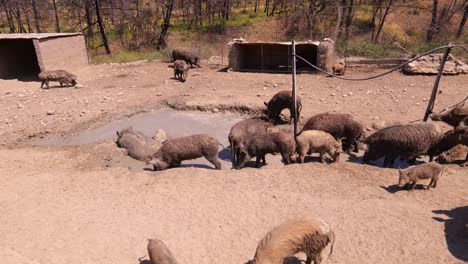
[264,102,268,107]
[116,131,121,137]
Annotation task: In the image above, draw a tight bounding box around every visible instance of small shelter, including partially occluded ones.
[0,33,88,79]
[228,38,336,73]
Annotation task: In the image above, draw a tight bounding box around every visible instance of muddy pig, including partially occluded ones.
[430,100,468,127]
[296,130,342,164]
[264,90,302,124]
[38,70,77,89]
[398,162,443,190]
[332,61,346,75]
[147,134,222,171]
[236,131,295,169]
[436,144,468,164]
[116,127,162,162]
[147,238,179,264]
[171,48,200,67]
[173,60,189,82]
[229,117,271,166]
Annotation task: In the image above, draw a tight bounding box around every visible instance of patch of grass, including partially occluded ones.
[91,49,169,64]
[345,43,404,58]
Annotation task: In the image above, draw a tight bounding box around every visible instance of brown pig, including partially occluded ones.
[332,61,346,75]
[398,162,443,190]
[236,131,295,169]
[296,130,342,164]
[147,134,223,171]
[173,60,189,82]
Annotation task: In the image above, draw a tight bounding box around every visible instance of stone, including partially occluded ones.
[403,54,468,75]
[46,110,55,115]
[212,107,220,113]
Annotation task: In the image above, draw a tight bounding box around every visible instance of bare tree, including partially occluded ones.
[372,0,396,43]
[52,0,61,32]
[456,0,467,38]
[157,0,175,50]
[94,0,111,54]
[31,0,40,32]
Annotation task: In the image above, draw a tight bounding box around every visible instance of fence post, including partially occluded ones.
[423,43,453,121]
[292,41,298,139]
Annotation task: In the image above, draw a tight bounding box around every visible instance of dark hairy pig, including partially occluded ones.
[171,48,200,67]
[173,60,189,82]
[430,101,468,127]
[264,90,302,124]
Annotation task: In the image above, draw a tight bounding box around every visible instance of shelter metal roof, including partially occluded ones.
[0,33,83,40]
[229,40,320,46]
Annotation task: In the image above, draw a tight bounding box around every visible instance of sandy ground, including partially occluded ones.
[0,60,467,264]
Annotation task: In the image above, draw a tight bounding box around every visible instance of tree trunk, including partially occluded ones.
[344,0,355,41]
[31,0,40,32]
[52,0,61,32]
[157,0,175,50]
[14,4,27,33]
[370,0,379,41]
[2,1,16,33]
[426,0,438,41]
[456,1,467,38]
[372,0,394,43]
[84,0,94,37]
[332,0,343,41]
[254,0,259,13]
[94,0,111,54]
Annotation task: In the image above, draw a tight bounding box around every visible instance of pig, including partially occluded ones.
[171,48,201,67]
[427,129,467,161]
[38,70,77,89]
[246,216,335,264]
[300,113,364,153]
[264,90,302,124]
[236,131,295,169]
[332,61,346,76]
[116,127,162,162]
[228,117,271,166]
[173,60,189,82]
[147,134,222,171]
[398,162,443,190]
[296,130,342,164]
[435,144,468,164]
[363,122,442,168]
[147,238,179,264]
[455,116,468,134]
[430,101,468,127]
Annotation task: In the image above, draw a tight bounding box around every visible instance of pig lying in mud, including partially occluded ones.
[245,216,335,264]
[229,117,272,166]
[264,90,302,124]
[171,48,201,68]
[38,70,77,89]
[147,134,223,171]
[436,144,468,164]
[116,127,162,162]
[236,131,295,169]
[398,162,443,190]
[296,130,342,164]
[173,60,189,82]
[147,238,179,264]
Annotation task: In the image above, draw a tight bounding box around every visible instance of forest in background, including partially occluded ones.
[0,0,466,62]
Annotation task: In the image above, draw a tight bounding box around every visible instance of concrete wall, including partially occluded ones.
[38,35,88,71]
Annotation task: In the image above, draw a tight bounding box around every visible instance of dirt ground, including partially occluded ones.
[0,60,467,264]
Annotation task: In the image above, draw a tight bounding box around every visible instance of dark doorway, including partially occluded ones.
[0,39,41,80]
[237,43,317,73]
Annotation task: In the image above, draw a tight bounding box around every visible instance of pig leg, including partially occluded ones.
[319,152,326,163]
[281,152,291,165]
[206,155,222,170]
[255,156,262,168]
[410,180,418,191]
[384,154,396,168]
[40,80,45,88]
[45,80,50,89]
[431,177,438,188]
[333,152,340,162]
[261,155,267,165]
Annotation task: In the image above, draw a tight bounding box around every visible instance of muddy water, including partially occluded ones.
[32,109,288,170]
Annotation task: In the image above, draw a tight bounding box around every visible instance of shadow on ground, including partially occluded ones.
[432,206,468,262]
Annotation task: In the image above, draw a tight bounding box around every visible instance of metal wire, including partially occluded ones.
[294,44,467,81]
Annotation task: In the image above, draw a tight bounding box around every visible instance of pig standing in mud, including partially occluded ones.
[173,60,189,82]
[300,113,364,153]
[398,162,443,190]
[171,48,201,68]
[229,117,271,166]
[236,131,295,169]
[296,130,342,164]
[147,134,222,171]
[264,90,302,124]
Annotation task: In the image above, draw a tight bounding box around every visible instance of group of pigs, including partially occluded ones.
[116,89,467,190]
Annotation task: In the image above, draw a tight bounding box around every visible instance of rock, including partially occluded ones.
[348,92,353,96]
[403,54,468,75]
[118,92,124,96]
[192,72,202,76]
[75,84,83,89]
[212,107,220,113]
[273,84,278,87]
[46,110,55,115]
[330,93,336,96]
[156,93,163,96]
